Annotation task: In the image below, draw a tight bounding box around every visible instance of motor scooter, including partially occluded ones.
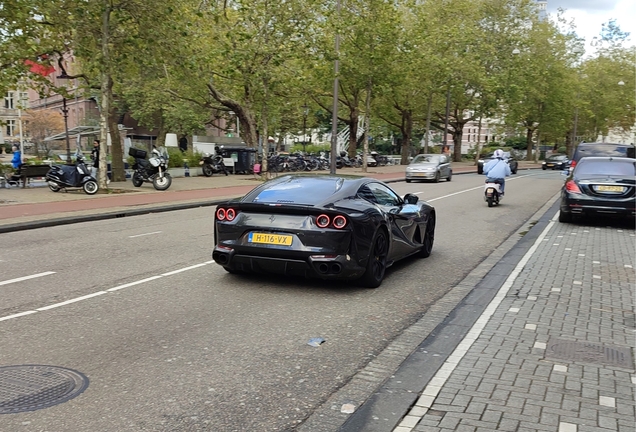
[46,152,99,195]
[484,179,503,207]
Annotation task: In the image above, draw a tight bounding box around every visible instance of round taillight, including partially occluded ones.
[216,208,226,220]
[333,215,347,229]
[316,214,330,228]
[226,208,236,221]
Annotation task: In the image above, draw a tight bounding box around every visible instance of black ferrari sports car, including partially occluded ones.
[212,175,436,288]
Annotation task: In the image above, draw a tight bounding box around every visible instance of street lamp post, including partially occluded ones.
[61,97,71,163]
[56,72,72,163]
[302,103,309,154]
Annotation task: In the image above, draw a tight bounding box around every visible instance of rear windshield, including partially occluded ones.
[576,160,636,177]
[547,155,567,161]
[248,177,342,205]
[574,144,635,160]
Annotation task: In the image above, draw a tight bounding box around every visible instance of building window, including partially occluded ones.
[5,92,15,109]
[6,120,16,136]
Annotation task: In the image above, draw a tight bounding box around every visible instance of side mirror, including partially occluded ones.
[403,193,418,204]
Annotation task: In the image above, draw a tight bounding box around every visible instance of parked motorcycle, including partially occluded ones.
[200,153,229,176]
[484,180,503,207]
[46,152,98,195]
[129,146,172,191]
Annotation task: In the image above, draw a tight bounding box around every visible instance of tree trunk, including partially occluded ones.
[525,127,534,161]
[348,109,358,159]
[452,128,463,162]
[474,116,483,166]
[400,110,412,165]
[424,93,432,154]
[108,104,125,181]
[98,2,111,190]
[362,81,372,172]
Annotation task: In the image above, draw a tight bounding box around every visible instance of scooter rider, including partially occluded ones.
[483,149,511,195]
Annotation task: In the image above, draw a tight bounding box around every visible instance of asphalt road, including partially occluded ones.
[0,171,564,432]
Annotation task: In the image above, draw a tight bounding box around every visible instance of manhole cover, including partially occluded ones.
[545,338,634,369]
[0,365,89,414]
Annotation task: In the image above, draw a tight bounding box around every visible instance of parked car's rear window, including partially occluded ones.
[573,144,635,161]
[575,159,636,177]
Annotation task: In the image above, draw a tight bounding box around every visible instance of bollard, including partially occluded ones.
[184,161,190,177]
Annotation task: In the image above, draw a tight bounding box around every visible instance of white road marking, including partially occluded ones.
[162,263,207,276]
[0,310,38,322]
[0,271,56,287]
[0,263,213,322]
[395,211,556,431]
[107,275,164,292]
[36,291,107,311]
[128,231,162,238]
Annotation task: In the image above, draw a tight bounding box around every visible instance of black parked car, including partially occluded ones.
[477,152,518,174]
[570,142,635,172]
[542,154,570,170]
[559,156,636,223]
[212,175,436,288]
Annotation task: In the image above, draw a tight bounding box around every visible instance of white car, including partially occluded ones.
[405,154,452,183]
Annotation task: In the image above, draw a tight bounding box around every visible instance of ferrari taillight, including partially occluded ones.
[332,215,347,229]
[316,214,330,228]
[565,180,581,194]
[216,207,238,221]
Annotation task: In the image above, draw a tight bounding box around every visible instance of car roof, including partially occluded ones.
[241,175,374,206]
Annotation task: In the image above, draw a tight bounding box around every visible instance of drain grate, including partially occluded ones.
[0,365,89,414]
[545,338,634,369]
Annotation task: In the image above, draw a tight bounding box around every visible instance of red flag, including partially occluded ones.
[24,59,56,76]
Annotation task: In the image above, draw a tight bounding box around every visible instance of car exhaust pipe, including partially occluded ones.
[330,263,342,274]
[213,252,228,264]
[318,263,329,274]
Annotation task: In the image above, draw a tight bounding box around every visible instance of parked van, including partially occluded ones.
[570,142,635,171]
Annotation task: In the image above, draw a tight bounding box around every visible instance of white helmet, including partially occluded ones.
[494,149,505,158]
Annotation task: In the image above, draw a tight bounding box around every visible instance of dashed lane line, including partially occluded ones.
[0,262,213,322]
[0,271,56,287]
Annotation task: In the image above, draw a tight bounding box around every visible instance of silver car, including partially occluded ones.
[405,154,452,183]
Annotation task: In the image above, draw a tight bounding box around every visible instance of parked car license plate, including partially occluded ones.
[248,232,293,245]
[596,185,625,192]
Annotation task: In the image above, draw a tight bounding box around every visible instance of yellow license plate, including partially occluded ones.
[248,232,293,246]
[414,173,428,177]
[596,185,624,192]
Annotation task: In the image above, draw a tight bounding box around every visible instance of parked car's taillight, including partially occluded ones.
[216,208,226,220]
[226,208,236,221]
[565,180,582,194]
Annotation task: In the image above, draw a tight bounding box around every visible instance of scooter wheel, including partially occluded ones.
[83,180,99,195]
[487,197,494,207]
[153,173,172,191]
[49,183,61,192]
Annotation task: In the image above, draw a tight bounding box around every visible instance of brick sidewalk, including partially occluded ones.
[393,214,636,431]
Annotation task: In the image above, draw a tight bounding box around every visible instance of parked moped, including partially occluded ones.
[46,152,98,195]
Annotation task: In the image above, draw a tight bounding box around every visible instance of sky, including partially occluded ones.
[547,0,636,50]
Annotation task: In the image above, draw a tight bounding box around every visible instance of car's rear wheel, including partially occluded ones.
[418,213,435,258]
[405,179,412,183]
[360,229,388,288]
[558,210,572,223]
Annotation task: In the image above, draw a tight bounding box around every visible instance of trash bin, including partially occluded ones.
[217,146,257,174]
